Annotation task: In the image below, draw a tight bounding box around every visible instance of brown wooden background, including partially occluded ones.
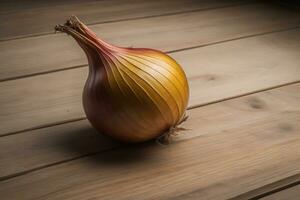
[0,0,300,199]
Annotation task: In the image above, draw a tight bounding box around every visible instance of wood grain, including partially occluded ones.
[1,3,300,81]
[0,120,119,179]
[1,76,300,179]
[230,174,300,199]
[1,29,300,136]
[261,184,300,200]
[1,83,300,200]
[0,0,95,14]
[0,0,248,40]
[1,2,299,199]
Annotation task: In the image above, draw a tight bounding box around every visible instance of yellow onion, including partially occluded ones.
[55,16,189,143]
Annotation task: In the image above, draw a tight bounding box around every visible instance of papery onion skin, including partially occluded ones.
[55,16,189,143]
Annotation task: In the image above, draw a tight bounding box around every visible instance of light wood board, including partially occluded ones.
[0,0,248,40]
[230,174,300,199]
[1,77,300,179]
[1,83,300,200]
[261,184,300,200]
[1,2,300,199]
[1,29,300,136]
[0,0,96,14]
[1,3,300,81]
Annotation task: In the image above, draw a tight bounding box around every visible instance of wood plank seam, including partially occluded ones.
[85,2,254,27]
[1,104,300,199]
[1,80,299,182]
[1,2,299,199]
[0,147,117,182]
[250,181,300,200]
[1,27,300,137]
[1,26,299,83]
[229,174,300,200]
[260,183,300,200]
[188,80,300,110]
[1,3,299,82]
[0,0,101,15]
[0,117,86,138]
[167,26,300,54]
[169,174,300,200]
[0,1,253,42]
[1,77,300,139]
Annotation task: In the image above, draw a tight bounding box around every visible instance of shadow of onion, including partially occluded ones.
[51,121,161,166]
[92,140,160,166]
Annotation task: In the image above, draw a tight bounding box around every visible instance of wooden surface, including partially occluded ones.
[2,28,300,136]
[0,0,249,40]
[0,1,300,199]
[261,184,300,200]
[2,3,300,81]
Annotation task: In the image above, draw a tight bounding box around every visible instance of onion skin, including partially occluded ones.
[55,16,189,143]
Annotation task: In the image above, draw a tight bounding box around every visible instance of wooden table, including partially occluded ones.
[0,0,300,199]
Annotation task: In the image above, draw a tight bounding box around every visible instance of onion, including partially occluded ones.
[55,16,189,143]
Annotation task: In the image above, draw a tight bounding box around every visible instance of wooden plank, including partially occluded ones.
[0,83,300,200]
[0,0,95,14]
[230,174,300,199]
[1,76,300,179]
[261,184,300,200]
[1,3,300,81]
[0,120,120,179]
[1,29,300,136]
[0,0,248,40]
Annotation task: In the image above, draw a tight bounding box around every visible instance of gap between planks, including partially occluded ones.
[1,3,300,82]
[1,83,300,199]
[230,174,300,199]
[0,0,253,42]
[259,181,300,200]
[1,28,300,136]
[1,26,299,83]
[1,2,300,198]
[1,80,300,182]
[1,79,300,139]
